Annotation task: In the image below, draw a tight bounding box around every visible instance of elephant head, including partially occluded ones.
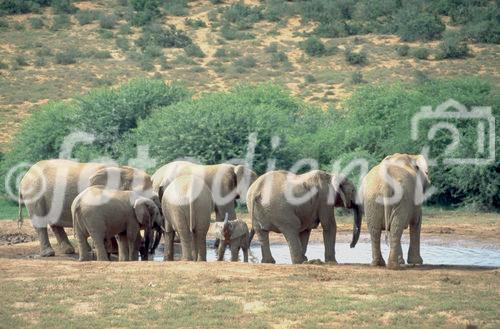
[331,175,362,248]
[218,213,248,241]
[133,197,163,260]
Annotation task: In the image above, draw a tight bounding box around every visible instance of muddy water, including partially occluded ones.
[153,239,500,267]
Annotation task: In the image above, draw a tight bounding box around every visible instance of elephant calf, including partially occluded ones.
[162,175,213,261]
[214,215,250,262]
[72,186,163,261]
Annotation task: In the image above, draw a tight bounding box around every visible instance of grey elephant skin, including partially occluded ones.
[161,175,213,261]
[153,160,257,222]
[18,160,155,257]
[247,170,362,264]
[214,217,250,262]
[72,186,162,261]
[362,153,430,269]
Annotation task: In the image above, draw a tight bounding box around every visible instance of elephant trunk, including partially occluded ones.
[143,225,152,261]
[350,204,362,248]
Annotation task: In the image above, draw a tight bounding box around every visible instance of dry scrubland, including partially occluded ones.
[0,0,499,150]
[0,210,499,328]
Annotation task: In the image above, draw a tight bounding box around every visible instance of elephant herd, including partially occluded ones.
[18,153,430,269]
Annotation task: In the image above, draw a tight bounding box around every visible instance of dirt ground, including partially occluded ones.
[0,211,498,328]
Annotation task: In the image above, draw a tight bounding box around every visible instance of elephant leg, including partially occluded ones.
[36,227,55,257]
[191,232,198,261]
[93,233,109,261]
[257,230,275,264]
[127,232,139,261]
[368,225,385,267]
[230,241,240,262]
[322,226,337,264]
[196,231,207,262]
[242,241,249,263]
[117,233,129,261]
[164,231,175,261]
[76,232,91,261]
[283,230,305,264]
[387,227,404,270]
[397,244,405,265]
[408,216,423,265]
[299,230,311,261]
[179,232,193,261]
[50,225,75,254]
[217,240,226,261]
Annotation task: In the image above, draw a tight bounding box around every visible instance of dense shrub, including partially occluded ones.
[300,36,326,57]
[234,55,256,69]
[54,48,79,64]
[136,24,191,49]
[394,6,445,41]
[0,61,8,69]
[99,14,116,29]
[351,71,364,84]
[165,0,188,16]
[222,0,262,29]
[75,9,100,25]
[90,50,112,59]
[463,19,500,44]
[50,14,71,31]
[29,17,44,29]
[395,44,409,57]
[0,0,50,14]
[220,23,254,40]
[184,44,205,58]
[436,32,469,59]
[119,84,319,173]
[34,56,46,67]
[51,0,77,14]
[411,47,430,60]
[127,0,162,26]
[116,36,130,50]
[14,54,28,66]
[345,48,367,65]
[185,18,206,28]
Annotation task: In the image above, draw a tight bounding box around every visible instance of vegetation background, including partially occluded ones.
[0,0,498,210]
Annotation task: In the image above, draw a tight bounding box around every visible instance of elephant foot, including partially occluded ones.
[59,242,75,254]
[326,259,338,265]
[387,261,401,270]
[371,258,386,267]
[407,255,423,265]
[78,255,91,262]
[303,255,308,262]
[261,257,276,264]
[40,247,55,257]
[398,255,405,265]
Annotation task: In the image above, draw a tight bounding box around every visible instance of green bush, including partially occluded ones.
[185,18,207,28]
[50,14,71,31]
[436,32,469,59]
[300,36,326,57]
[119,84,317,173]
[184,44,205,58]
[54,48,79,64]
[351,71,364,84]
[99,13,116,29]
[0,0,50,14]
[222,0,262,29]
[34,56,46,67]
[220,23,254,40]
[270,51,288,66]
[14,22,25,30]
[75,79,190,157]
[0,18,9,29]
[411,47,430,60]
[75,9,100,25]
[463,19,500,44]
[51,0,77,14]
[234,55,256,69]
[14,54,29,66]
[165,0,188,16]
[265,42,278,53]
[304,74,316,83]
[0,61,8,69]
[29,17,44,29]
[345,48,367,65]
[144,45,163,58]
[116,36,130,51]
[127,0,162,26]
[394,6,445,41]
[136,24,192,49]
[35,46,52,56]
[90,50,112,59]
[395,44,409,57]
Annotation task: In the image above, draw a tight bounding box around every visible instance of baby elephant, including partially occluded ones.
[72,186,162,261]
[215,214,250,262]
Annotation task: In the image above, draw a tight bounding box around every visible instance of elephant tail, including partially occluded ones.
[189,196,195,234]
[17,189,24,229]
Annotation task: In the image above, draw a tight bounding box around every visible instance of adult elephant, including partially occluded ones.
[153,161,257,222]
[18,160,154,257]
[362,153,430,269]
[247,170,362,264]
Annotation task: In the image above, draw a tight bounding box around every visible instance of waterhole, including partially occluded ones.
[152,239,500,267]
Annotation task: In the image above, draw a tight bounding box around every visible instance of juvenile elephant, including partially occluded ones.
[153,161,257,223]
[247,170,362,264]
[362,153,430,269]
[19,160,155,257]
[161,175,213,261]
[214,214,250,262]
[72,186,162,261]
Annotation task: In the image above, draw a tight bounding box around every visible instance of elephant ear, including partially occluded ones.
[330,175,347,207]
[213,222,225,240]
[233,165,256,200]
[133,198,152,227]
[89,167,123,189]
